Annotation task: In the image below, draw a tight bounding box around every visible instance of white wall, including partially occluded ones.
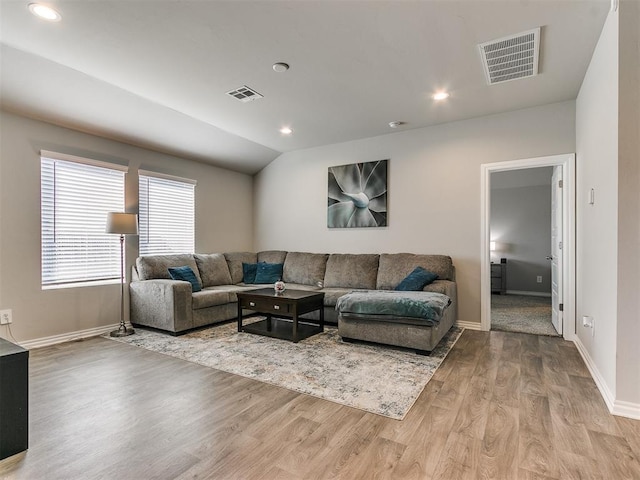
[254,101,576,325]
[0,111,254,343]
[576,10,620,403]
[616,0,640,408]
[490,182,552,294]
[576,3,640,413]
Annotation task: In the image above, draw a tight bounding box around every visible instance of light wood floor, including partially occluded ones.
[1,330,639,479]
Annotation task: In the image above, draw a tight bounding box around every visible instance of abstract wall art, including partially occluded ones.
[328,159,388,228]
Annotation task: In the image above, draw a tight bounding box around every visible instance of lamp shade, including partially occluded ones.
[106,212,139,235]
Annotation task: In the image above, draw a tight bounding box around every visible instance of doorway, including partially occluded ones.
[490,166,557,335]
[480,154,576,340]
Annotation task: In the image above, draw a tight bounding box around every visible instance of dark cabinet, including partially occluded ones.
[491,259,507,295]
[0,337,28,460]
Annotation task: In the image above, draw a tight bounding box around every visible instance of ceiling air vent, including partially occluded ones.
[226,85,263,102]
[478,28,540,85]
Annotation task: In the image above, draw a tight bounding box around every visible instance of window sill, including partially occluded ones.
[42,279,121,291]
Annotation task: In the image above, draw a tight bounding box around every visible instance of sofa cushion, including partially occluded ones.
[395,266,438,291]
[322,287,360,307]
[224,252,258,284]
[197,284,256,303]
[137,254,202,285]
[168,266,202,292]
[257,250,288,264]
[194,253,233,287]
[254,262,284,283]
[324,254,379,289]
[283,252,329,286]
[192,289,232,309]
[377,254,454,289]
[277,283,319,292]
[423,281,450,295]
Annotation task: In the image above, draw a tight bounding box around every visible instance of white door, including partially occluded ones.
[550,166,563,334]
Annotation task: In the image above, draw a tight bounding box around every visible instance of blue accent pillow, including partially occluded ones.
[168,266,202,292]
[242,262,258,284]
[395,266,438,291]
[254,262,284,284]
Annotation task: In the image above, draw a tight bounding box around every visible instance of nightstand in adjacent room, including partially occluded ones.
[491,258,507,295]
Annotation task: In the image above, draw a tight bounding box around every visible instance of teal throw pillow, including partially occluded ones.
[395,266,438,291]
[254,262,284,284]
[168,266,202,292]
[242,262,258,284]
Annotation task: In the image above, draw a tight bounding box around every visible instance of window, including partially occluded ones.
[138,171,195,255]
[41,151,127,287]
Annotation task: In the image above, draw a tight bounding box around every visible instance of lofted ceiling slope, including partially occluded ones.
[0,1,609,174]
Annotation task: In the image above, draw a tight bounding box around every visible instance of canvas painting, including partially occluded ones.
[328,160,388,228]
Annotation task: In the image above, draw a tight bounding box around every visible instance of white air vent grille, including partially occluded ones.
[478,28,540,85]
[226,85,263,102]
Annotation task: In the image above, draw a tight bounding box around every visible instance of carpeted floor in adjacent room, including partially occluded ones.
[491,293,559,336]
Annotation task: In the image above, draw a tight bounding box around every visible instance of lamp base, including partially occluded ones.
[110,326,135,337]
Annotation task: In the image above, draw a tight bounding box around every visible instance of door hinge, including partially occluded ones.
[559,179,563,188]
[559,303,564,312]
[559,241,563,250]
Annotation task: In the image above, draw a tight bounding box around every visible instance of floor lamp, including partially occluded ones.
[106,212,139,337]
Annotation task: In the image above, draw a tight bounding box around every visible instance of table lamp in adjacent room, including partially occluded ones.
[106,212,139,337]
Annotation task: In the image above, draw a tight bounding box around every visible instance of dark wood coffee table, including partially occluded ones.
[237,288,325,343]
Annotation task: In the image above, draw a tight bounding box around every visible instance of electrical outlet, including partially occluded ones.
[536,276,543,283]
[0,309,12,325]
[582,315,596,337]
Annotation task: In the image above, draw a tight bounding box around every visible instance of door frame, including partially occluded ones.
[551,166,563,334]
[480,153,576,339]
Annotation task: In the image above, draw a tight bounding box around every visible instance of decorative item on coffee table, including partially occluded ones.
[274,280,286,294]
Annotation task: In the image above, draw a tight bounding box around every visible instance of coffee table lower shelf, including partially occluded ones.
[241,317,322,343]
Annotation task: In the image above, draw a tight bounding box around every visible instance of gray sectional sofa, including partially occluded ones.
[130,250,457,351]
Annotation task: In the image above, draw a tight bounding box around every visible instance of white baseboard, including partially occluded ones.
[573,336,615,412]
[456,320,483,331]
[573,337,640,419]
[19,323,123,350]
[612,400,640,420]
[505,290,552,298]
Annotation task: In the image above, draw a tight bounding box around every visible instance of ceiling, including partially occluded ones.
[0,1,609,174]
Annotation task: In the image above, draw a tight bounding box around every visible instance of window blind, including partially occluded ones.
[138,173,195,256]
[41,155,126,287]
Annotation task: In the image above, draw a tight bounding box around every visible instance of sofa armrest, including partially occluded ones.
[131,265,140,282]
[424,280,457,319]
[130,279,193,333]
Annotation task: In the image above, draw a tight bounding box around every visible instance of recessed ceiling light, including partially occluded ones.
[280,127,293,135]
[28,3,62,21]
[388,121,404,128]
[273,62,290,73]
[432,92,450,101]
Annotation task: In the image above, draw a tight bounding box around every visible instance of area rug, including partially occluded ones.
[491,294,559,336]
[106,320,462,420]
